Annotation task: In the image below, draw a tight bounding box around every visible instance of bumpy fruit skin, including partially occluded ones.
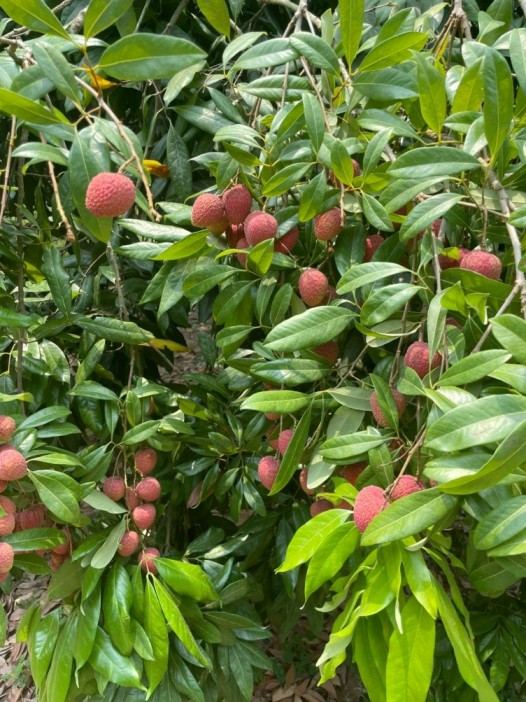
[314,208,343,241]
[236,237,249,267]
[274,227,299,254]
[370,389,407,428]
[298,268,329,307]
[0,416,16,442]
[139,547,160,574]
[244,212,278,246]
[0,542,14,573]
[353,485,388,532]
[364,234,384,262]
[258,456,280,490]
[299,468,315,495]
[0,495,16,536]
[404,341,441,379]
[226,223,244,248]
[125,487,141,511]
[17,504,45,531]
[135,448,158,475]
[103,476,126,501]
[277,429,294,456]
[136,477,161,502]
[191,193,228,234]
[460,250,502,280]
[222,184,252,225]
[391,475,423,500]
[85,172,135,218]
[340,462,367,486]
[312,341,339,364]
[133,504,156,530]
[310,499,332,517]
[0,448,27,481]
[118,530,140,557]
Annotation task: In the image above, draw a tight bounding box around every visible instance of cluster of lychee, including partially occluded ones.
[102,446,161,574]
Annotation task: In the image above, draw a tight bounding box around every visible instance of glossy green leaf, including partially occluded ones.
[474,496,526,551]
[2,527,67,552]
[154,231,209,261]
[437,350,510,387]
[483,48,513,162]
[156,558,219,602]
[0,87,68,125]
[354,67,418,100]
[89,627,144,688]
[44,616,76,702]
[401,549,437,618]
[302,92,325,153]
[74,584,101,669]
[331,139,357,185]
[416,54,446,137]
[28,611,59,690]
[262,163,312,197]
[0,0,70,39]
[510,29,526,96]
[32,42,80,105]
[103,564,134,655]
[387,147,480,179]
[28,471,80,524]
[144,580,169,695]
[90,519,126,569]
[264,307,355,352]
[305,522,359,600]
[452,58,484,113]
[290,32,340,75]
[269,405,312,494]
[240,390,309,414]
[85,0,134,38]
[359,32,427,72]
[361,284,420,326]
[196,0,230,36]
[491,315,526,364]
[337,262,409,294]
[251,359,329,386]
[234,38,297,69]
[321,430,386,461]
[339,0,364,67]
[398,193,463,242]
[77,317,153,344]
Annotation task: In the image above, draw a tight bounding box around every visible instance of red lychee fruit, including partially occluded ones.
[226,223,244,248]
[370,389,407,428]
[236,237,249,267]
[438,251,460,270]
[85,172,135,218]
[0,448,27,481]
[0,495,15,536]
[191,193,228,234]
[314,208,344,241]
[0,542,14,573]
[0,481,7,493]
[352,159,361,177]
[364,233,385,262]
[460,250,502,280]
[244,212,278,246]
[299,468,315,495]
[404,341,441,379]
[136,477,161,502]
[353,485,388,532]
[17,504,45,531]
[340,462,367,486]
[390,475,424,501]
[267,425,280,451]
[49,552,67,571]
[134,448,157,475]
[102,476,126,502]
[222,184,252,225]
[118,530,140,557]
[125,487,141,511]
[323,285,338,304]
[257,456,280,490]
[51,529,71,556]
[274,226,299,254]
[298,268,329,307]
[132,504,156,530]
[312,341,339,364]
[138,547,160,574]
[0,416,15,443]
[265,412,280,421]
[310,499,333,517]
[277,429,294,456]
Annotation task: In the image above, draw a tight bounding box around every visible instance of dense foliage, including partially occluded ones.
[1,0,526,700]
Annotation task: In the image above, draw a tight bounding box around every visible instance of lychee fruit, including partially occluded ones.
[191,193,228,234]
[323,285,338,304]
[138,547,160,574]
[460,250,502,280]
[134,448,158,475]
[340,462,367,486]
[244,212,278,246]
[353,485,388,532]
[102,476,126,502]
[364,234,385,262]
[51,529,71,556]
[0,496,15,536]
[277,429,294,456]
[314,208,344,241]
[85,172,135,218]
[257,456,280,490]
[298,269,329,307]
[136,477,161,502]
[274,226,299,254]
[0,481,6,493]
[438,252,460,270]
[0,416,16,442]
[132,504,156,530]
[404,341,441,379]
[310,499,332,517]
[312,341,339,364]
[17,504,45,531]
[352,159,361,177]
[49,552,67,571]
[226,223,244,248]
[118,530,140,557]
[222,184,252,225]
[0,542,14,573]
[390,475,424,501]
[446,317,461,329]
[0,448,27,481]
[236,237,249,267]
[299,468,315,495]
[265,412,280,421]
[125,487,141,511]
[370,389,407,428]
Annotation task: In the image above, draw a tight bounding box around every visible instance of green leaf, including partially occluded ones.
[302,93,325,153]
[18,406,70,429]
[196,0,230,36]
[155,558,219,602]
[401,549,437,618]
[361,489,459,546]
[83,490,127,514]
[398,193,464,242]
[183,264,237,299]
[361,191,393,232]
[28,471,80,524]
[240,390,309,414]
[483,48,513,162]
[321,430,386,461]
[85,0,134,38]
[510,29,526,96]
[44,617,76,702]
[144,580,169,695]
[74,584,101,669]
[264,307,355,352]
[452,59,484,113]
[32,42,80,105]
[361,284,420,326]
[89,627,143,688]
[331,139,357,186]
[121,420,160,445]
[337,262,409,294]
[386,598,435,702]
[48,559,82,600]
[491,315,526,364]
[0,0,70,40]
[437,350,510,387]
[262,163,312,197]
[252,359,329,387]
[77,317,153,345]
[359,32,427,72]
[0,88,68,125]
[248,239,274,276]
[154,231,208,261]
[233,38,297,70]
[90,519,126,569]
[339,0,364,67]
[28,611,59,689]
[358,109,418,140]
[299,172,326,221]
[269,405,312,494]
[290,32,340,75]
[277,509,350,572]
[305,522,359,600]
[354,67,418,100]
[474,496,526,551]
[103,564,134,656]
[41,246,71,315]
[387,147,480,179]
[99,34,206,81]
[416,54,446,137]
[2,528,66,552]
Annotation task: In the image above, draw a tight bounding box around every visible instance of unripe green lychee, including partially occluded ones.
[134,448,158,475]
[370,389,406,428]
[85,172,136,218]
[0,542,14,574]
[222,184,252,225]
[404,341,441,379]
[257,456,280,490]
[460,250,502,280]
[118,530,140,557]
[299,468,315,495]
[364,234,384,262]
[353,485,388,532]
[310,499,332,517]
[136,477,161,502]
[298,268,329,307]
[277,429,294,456]
[102,476,126,501]
[138,547,160,574]
[390,475,424,501]
[274,227,299,254]
[312,341,339,364]
[314,208,343,241]
[191,193,228,234]
[339,462,367,486]
[0,448,27,481]
[132,503,156,530]
[244,212,278,246]
[0,416,15,443]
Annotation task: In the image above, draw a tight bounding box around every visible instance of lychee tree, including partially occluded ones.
[1,0,526,701]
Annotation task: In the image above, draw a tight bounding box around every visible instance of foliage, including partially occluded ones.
[0,0,526,701]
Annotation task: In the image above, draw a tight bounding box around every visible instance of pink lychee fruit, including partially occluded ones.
[138,547,160,574]
[257,456,280,490]
[51,529,71,556]
[236,237,249,267]
[364,234,385,262]
[353,485,388,533]
[404,341,441,379]
[102,476,126,501]
[0,448,27,481]
[310,499,333,517]
[118,530,140,557]
[244,212,278,246]
[0,416,16,443]
[370,389,407,428]
[460,250,502,280]
[191,193,228,234]
[323,285,338,304]
[17,504,45,531]
[125,487,141,511]
[0,481,7,493]
[132,504,156,530]
[49,552,67,571]
[0,496,15,536]
[277,429,294,456]
[390,475,424,501]
[85,172,136,218]
[134,448,158,475]
[299,468,315,495]
[136,477,161,502]
[314,208,344,241]
[274,226,299,254]
[0,542,14,573]
[226,223,244,248]
[339,462,367,486]
[298,268,329,307]
[222,184,252,225]
[312,341,339,364]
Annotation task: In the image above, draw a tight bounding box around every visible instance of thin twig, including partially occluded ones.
[0,117,17,225]
[163,0,190,34]
[39,134,76,242]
